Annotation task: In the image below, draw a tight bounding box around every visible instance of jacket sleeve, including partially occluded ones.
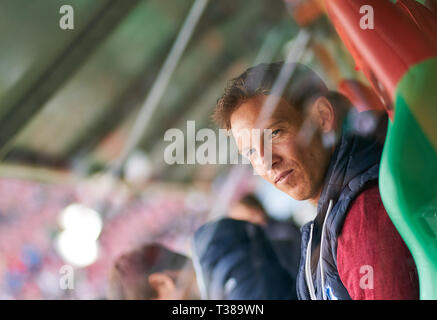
[337,184,420,300]
[192,218,297,300]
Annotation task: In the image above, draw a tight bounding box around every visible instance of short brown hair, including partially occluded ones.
[239,194,267,216]
[213,62,350,130]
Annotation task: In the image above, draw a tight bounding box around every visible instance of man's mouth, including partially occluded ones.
[274,169,293,184]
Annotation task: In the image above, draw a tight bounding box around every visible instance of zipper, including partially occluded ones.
[305,199,334,300]
[305,222,317,299]
[320,199,334,300]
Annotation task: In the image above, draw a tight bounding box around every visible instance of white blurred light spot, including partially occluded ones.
[59,203,102,241]
[55,230,99,268]
[124,150,152,184]
[56,203,102,268]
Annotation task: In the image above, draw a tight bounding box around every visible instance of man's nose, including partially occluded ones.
[254,143,278,172]
[260,153,280,172]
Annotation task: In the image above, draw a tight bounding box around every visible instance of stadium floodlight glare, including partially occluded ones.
[56,203,103,267]
[59,203,102,241]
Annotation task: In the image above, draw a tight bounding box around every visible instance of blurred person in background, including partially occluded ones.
[107,243,199,300]
[192,217,298,300]
[212,62,419,300]
[228,193,301,277]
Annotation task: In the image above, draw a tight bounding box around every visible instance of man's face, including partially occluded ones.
[230,95,331,203]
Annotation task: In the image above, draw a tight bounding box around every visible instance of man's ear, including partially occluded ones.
[310,96,335,133]
[148,272,176,300]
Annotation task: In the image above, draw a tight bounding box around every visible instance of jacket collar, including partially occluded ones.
[314,128,384,231]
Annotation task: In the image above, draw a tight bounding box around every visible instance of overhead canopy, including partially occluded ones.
[0,0,354,182]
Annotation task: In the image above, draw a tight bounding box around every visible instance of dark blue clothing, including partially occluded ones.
[265,219,301,279]
[193,218,298,300]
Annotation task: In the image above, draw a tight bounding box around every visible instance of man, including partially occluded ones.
[228,193,270,227]
[107,243,199,300]
[228,193,301,277]
[193,217,298,300]
[212,62,419,300]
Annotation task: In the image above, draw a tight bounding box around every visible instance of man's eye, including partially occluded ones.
[246,148,256,157]
[272,129,281,137]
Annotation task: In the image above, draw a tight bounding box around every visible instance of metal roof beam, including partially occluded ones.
[0,0,141,155]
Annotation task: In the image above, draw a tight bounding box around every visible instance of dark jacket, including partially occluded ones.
[192,218,298,300]
[265,218,301,279]
[296,130,384,300]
